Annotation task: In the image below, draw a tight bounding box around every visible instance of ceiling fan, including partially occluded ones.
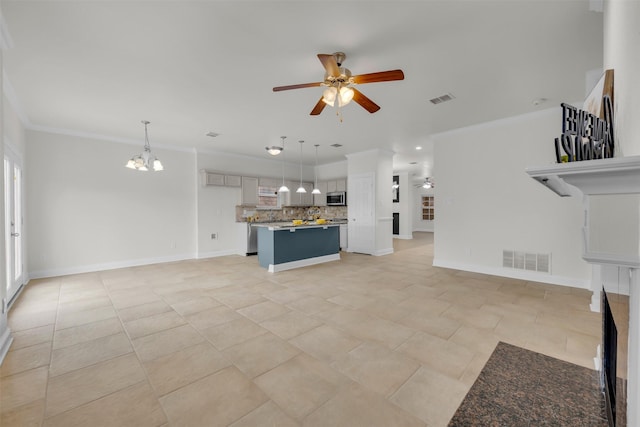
[415,178,434,189]
[273,52,404,116]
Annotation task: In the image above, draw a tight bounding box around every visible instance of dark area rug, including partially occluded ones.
[448,342,611,426]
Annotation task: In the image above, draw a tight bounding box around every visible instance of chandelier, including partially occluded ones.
[125,120,164,171]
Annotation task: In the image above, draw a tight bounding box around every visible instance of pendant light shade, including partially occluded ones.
[296,140,306,193]
[312,144,321,195]
[126,120,163,171]
[278,136,289,193]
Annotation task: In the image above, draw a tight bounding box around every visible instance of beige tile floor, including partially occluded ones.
[1,232,602,426]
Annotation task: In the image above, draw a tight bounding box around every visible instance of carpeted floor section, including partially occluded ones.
[448,342,611,426]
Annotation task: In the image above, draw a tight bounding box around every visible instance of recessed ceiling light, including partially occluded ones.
[415,146,422,150]
[330,143,343,148]
[206,131,219,138]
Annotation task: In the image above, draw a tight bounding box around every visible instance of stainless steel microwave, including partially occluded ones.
[326,191,346,206]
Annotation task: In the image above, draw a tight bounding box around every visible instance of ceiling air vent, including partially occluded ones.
[429,93,456,105]
[330,143,343,148]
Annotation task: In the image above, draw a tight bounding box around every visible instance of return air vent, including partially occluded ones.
[429,93,455,105]
[503,250,551,274]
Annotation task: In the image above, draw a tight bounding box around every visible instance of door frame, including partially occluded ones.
[4,144,25,304]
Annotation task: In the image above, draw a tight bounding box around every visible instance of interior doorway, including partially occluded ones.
[4,147,24,305]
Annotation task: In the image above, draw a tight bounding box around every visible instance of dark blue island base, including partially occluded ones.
[257,224,340,272]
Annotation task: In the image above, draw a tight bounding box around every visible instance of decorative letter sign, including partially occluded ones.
[554,69,615,163]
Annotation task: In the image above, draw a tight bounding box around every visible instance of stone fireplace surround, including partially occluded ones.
[527,155,640,426]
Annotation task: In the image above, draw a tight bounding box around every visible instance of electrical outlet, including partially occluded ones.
[211,233,217,240]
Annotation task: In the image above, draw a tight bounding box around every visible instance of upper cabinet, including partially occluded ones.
[201,171,241,187]
[225,175,242,187]
[326,178,347,193]
[314,181,328,206]
[241,176,259,206]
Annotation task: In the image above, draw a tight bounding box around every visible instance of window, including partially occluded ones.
[258,186,278,208]
[421,196,434,221]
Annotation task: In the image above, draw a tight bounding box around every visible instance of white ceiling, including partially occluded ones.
[2,1,603,180]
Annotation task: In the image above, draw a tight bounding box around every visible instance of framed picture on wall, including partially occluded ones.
[392,175,399,203]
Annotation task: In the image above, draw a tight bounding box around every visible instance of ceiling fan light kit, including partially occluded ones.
[273,52,404,119]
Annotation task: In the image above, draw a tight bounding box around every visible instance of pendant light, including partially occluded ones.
[312,144,321,195]
[125,120,163,171]
[278,136,289,193]
[296,140,306,193]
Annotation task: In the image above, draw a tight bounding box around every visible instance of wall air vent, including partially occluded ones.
[429,93,456,105]
[503,250,551,274]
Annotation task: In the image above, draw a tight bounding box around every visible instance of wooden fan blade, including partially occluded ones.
[351,88,380,113]
[317,54,340,77]
[310,97,327,115]
[352,69,405,85]
[273,82,323,92]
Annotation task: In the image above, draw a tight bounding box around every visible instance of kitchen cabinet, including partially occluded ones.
[339,224,348,250]
[301,182,314,206]
[201,171,241,187]
[326,178,347,193]
[314,181,328,206]
[259,177,279,188]
[203,172,225,186]
[241,176,259,206]
[283,181,314,206]
[225,175,242,187]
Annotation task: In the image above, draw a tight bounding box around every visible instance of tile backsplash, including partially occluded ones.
[236,206,347,223]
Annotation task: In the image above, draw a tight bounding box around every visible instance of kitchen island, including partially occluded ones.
[255,222,340,272]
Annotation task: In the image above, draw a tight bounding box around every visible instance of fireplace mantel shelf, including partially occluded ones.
[525,155,640,197]
[526,155,640,268]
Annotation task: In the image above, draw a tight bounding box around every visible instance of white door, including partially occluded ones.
[4,150,24,303]
[347,173,375,254]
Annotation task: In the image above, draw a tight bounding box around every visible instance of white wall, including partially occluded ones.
[603,1,640,424]
[347,149,394,256]
[604,0,640,157]
[433,108,591,288]
[26,130,197,278]
[316,159,347,181]
[0,36,10,364]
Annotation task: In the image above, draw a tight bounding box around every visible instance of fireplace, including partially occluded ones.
[603,290,618,426]
[601,287,629,427]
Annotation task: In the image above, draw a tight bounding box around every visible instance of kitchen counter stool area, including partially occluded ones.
[256,224,340,272]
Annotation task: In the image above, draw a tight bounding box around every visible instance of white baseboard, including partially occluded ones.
[28,252,196,280]
[196,249,242,259]
[413,227,434,233]
[393,234,413,240]
[0,327,13,366]
[268,253,340,273]
[432,258,591,289]
[374,247,394,256]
